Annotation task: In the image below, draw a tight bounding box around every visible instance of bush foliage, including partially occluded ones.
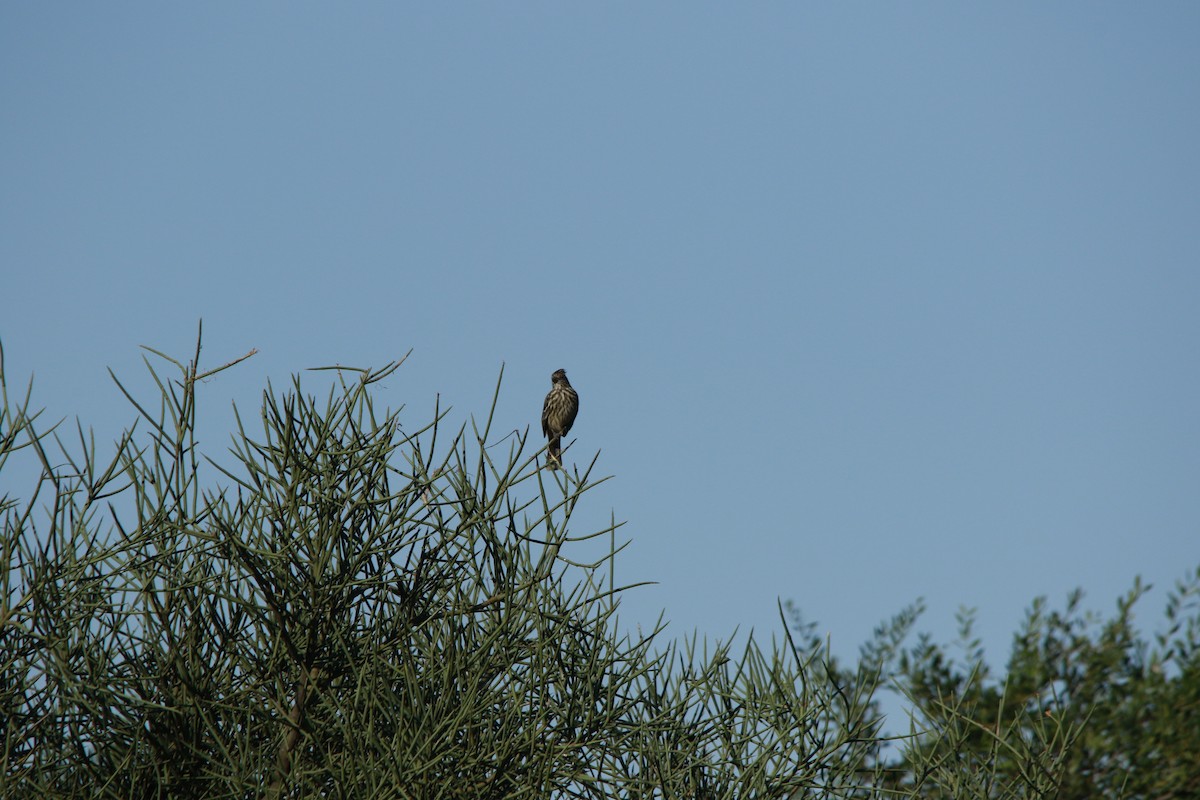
[1,335,1195,798]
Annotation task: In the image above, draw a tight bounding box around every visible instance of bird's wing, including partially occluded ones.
[561,392,578,437]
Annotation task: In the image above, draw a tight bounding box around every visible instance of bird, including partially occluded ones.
[541,368,579,470]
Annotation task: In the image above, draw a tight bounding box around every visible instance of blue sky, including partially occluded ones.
[3,3,1198,697]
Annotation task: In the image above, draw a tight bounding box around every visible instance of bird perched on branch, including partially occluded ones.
[541,368,579,470]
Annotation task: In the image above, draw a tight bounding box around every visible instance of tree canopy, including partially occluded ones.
[1,335,1195,798]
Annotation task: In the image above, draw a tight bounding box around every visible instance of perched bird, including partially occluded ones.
[541,368,579,470]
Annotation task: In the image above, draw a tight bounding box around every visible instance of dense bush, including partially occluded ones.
[2,334,1190,798]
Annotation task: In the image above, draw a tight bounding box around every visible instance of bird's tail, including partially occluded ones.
[546,437,562,470]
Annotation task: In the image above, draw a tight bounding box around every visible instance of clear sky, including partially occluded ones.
[3,4,1198,692]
